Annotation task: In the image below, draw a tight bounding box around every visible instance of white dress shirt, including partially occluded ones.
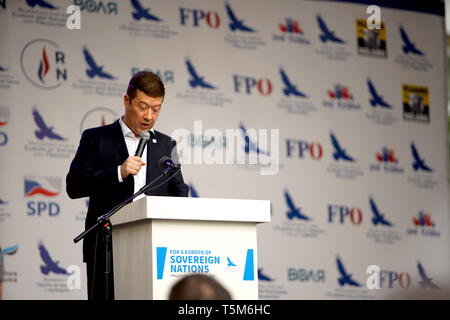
[117,117,154,201]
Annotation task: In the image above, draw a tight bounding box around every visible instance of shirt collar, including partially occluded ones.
[119,116,155,139]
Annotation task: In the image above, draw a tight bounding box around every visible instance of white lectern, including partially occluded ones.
[109,196,270,300]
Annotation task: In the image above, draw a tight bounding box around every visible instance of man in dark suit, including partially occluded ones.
[66,71,189,300]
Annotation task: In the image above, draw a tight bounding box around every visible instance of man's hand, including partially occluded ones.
[120,156,145,179]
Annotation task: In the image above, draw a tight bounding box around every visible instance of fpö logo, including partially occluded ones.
[179,7,220,28]
[328,205,363,225]
[285,138,323,160]
[20,39,67,89]
[233,75,272,96]
[378,269,411,289]
[24,176,61,217]
[368,261,440,290]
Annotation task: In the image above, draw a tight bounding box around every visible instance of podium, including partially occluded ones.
[109,196,271,300]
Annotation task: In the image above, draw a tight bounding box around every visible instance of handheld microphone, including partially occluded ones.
[159,156,180,171]
[135,131,150,157]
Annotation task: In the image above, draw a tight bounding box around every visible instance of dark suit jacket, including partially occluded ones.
[66,120,188,262]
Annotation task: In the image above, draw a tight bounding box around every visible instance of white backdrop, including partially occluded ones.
[0,0,449,299]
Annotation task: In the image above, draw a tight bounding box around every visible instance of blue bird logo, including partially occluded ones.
[131,0,162,22]
[330,132,355,162]
[317,15,345,43]
[225,3,255,33]
[336,256,361,287]
[258,268,274,282]
[83,47,116,80]
[26,0,57,10]
[38,241,70,275]
[239,124,269,155]
[186,58,216,89]
[417,261,440,289]
[32,107,66,141]
[284,190,311,221]
[280,68,307,98]
[188,184,199,198]
[400,26,423,56]
[411,142,433,172]
[227,257,237,267]
[369,196,394,227]
[367,79,391,108]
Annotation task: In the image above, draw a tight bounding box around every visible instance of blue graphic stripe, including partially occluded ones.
[243,249,254,281]
[156,247,167,280]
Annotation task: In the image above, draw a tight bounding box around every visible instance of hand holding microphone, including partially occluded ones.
[120,131,150,179]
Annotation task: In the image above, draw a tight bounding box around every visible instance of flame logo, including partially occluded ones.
[37,46,50,84]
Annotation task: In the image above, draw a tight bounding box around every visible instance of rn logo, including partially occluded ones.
[379,269,411,289]
[25,176,60,217]
[233,75,272,96]
[286,139,323,160]
[20,39,67,89]
[328,205,363,225]
[179,8,220,28]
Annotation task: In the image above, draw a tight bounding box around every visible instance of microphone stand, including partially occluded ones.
[73,167,179,301]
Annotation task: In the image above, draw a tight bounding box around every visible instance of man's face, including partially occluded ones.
[123,89,163,137]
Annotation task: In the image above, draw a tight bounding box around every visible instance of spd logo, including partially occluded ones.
[25,176,61,217]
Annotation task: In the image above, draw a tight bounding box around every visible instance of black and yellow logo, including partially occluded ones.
[356,19,387,58]
[403,84,429,123]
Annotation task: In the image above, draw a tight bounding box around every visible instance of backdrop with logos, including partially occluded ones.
[0,0,449,299]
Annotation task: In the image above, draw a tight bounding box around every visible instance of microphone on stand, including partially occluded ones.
[159,156,180,172]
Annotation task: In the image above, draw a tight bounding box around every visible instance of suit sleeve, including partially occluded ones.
[66,130,124,199]
[168,139,189,197]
